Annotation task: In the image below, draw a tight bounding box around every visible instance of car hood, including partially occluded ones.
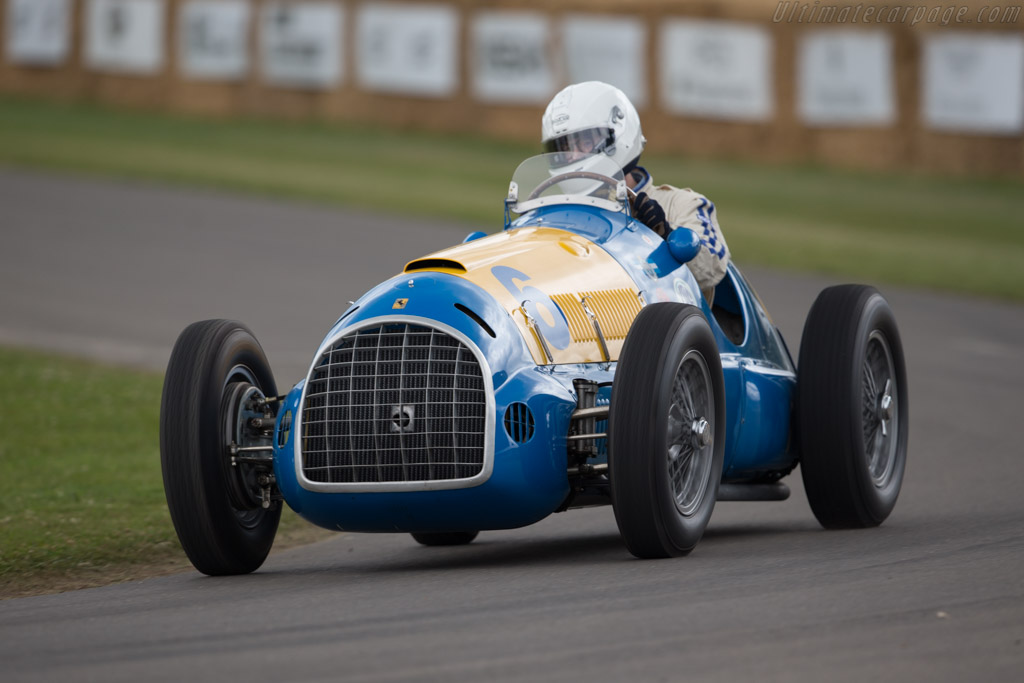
[404,227,642,365]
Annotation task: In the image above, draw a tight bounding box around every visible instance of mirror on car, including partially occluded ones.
[646,228,702,279]
[667,228,702,264]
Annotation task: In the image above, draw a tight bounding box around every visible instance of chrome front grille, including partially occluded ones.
[300,322,488,485]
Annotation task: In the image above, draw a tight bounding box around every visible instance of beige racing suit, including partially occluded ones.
[642,174,731,303]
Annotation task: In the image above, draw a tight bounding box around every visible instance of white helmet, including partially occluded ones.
[541,81,646,173]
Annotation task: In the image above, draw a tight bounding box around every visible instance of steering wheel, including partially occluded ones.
[527,171,622,201]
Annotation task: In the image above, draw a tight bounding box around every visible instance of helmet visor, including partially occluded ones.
[543,127,615,167]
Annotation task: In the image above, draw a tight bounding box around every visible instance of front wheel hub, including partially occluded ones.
[877,378,894,437]
[222,382,274,512]
[691,418,712,449]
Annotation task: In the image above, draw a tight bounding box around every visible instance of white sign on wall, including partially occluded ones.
[660,20,773,121]
[260,2,343,89]
[471,12,555,104]
[179,0,250,81]
[85,0,166,75]
[923,32,1024,135]
[5,0,71,66]
[356,3,458,97]
[563,14,647,109]
[798,30,895,127]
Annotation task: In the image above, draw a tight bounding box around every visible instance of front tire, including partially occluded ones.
[797,285,909,528]
[609,303,726,558]
[160,319,281,575]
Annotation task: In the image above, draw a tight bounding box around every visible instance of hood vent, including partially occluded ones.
[455,304,496,338]
[404,258,466,274]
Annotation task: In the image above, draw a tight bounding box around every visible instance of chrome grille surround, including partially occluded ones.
[295,316,495,492]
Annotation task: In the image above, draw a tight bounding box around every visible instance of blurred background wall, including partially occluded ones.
[2,0,1022,176]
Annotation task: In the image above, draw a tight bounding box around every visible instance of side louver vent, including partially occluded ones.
[504,402,535,444]
[550,288,643,344]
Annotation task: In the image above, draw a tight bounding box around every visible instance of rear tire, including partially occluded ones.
[609,303,726,558]
[160,319,281,575]
[411,532,479,546]
[797,286,909,528]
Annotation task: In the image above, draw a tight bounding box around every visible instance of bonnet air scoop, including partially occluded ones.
[404,258,467,274]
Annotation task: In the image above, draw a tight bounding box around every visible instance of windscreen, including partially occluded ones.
[508,153,626,214]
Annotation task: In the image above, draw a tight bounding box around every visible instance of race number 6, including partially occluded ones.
[491,266,571,350]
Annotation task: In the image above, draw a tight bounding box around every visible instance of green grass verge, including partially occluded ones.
[1,96,1022,299]
[0,347,325,598]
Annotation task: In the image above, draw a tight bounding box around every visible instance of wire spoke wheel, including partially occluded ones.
[862,332,898,488]
[160,319,281,575]
[609,303,725,559]
[667,351,714,517]
[798,286,908,529]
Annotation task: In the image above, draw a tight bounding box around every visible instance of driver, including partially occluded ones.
[542,81,730,302]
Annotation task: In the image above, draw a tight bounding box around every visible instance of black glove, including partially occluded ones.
[632,192,669,238]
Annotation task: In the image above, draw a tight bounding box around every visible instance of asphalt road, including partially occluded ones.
[1,168,1022,682]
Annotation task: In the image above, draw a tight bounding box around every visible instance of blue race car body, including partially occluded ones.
[271,166,797,534]
[161,152,907,572]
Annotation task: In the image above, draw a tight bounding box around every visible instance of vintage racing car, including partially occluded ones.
[160,154,909,574]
